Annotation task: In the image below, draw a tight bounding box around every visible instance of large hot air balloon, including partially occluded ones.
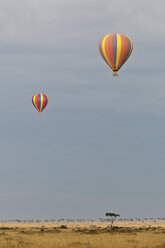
[32,93,49,114]
[99,33,133,76]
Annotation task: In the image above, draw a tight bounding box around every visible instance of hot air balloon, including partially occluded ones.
[32,93,49,114]
[99,33,133,76]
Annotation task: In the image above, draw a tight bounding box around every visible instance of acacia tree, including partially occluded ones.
[105,212,120,229]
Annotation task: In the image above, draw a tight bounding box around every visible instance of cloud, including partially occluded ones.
[0,0,164,45]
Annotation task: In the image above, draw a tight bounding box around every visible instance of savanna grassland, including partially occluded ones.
[0,220,165,248]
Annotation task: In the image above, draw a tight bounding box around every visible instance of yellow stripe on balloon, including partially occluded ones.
[116,34,122,69]
[40,94,43,112]
[33,95,38,111]
[101,34,113,70]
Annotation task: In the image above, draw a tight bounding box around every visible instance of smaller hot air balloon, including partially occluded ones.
[99,33,133,76]
[32,93,49,114]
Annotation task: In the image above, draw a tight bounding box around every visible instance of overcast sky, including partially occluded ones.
[0,0,165,220]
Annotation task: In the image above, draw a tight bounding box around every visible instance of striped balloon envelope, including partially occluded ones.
[99,33,133,76]
[32,93,49,114]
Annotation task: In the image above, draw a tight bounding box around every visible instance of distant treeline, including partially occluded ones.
[0,218,165,223]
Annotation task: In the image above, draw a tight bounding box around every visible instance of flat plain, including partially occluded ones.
[0,220,165,248]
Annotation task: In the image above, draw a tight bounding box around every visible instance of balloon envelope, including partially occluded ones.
[99,33,133,76]
[32,93,49,114]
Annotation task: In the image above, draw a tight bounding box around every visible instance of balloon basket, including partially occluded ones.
[113,73,118,77]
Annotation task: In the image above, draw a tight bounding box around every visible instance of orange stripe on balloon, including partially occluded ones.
[105,34,115,70]
[119,36,133,70]
[100,35,114,70]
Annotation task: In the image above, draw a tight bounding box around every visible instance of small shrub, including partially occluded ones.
[60,225,67,229]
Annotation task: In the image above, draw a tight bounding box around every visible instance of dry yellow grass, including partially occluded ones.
[0,221,164,247]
